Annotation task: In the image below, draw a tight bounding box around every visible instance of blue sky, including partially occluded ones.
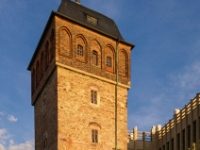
[1,0,200,149]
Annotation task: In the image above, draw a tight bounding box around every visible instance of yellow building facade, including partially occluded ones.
[128,93,200,150]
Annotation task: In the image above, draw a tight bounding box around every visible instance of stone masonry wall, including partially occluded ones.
[34,69,58,150]
[57,66,128,150]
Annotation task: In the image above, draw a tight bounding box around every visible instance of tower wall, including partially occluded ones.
[34,69,58,150]
[29,4,133,149]
[57,66,128,149]
[54,15,131,149]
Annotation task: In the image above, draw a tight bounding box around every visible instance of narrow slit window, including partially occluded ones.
[187,125,191,148]
[106,56,112,67]
[92,129,98,143]
[182,129,185,150]
[171,138,174,150]
[92,50,98,66]
[44,134,48,149]
[77,45,83,56]
[177,133,180,150]
[167,142,169,150]
[193,120,196,143]
[91,90,97,104]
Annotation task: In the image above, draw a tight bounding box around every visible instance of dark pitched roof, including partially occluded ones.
[58,0,124,40]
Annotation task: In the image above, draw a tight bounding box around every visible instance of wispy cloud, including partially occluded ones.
[0,129,11,140]
[0,128,12,145]
[0,139,34,150]
[0,112,4,115]
[8,140,34,150]
[7,116,18,122]
[169,62,200,90]
[129,61,200,131]
[0,128,34,149]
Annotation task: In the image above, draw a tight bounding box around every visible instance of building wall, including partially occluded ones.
[56,66,128,149]
[30,18,58,150]
[34,69,58,150]
[54,15,131,150]
[154,93,200,150]
[30,13,132,150]
[128,94,200,150]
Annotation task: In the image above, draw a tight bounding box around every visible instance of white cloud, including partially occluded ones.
[0,129,34,150]
[7,115,18,122]
[0,128,12,146]
[0,129,11,140]
[129,62,200,131]
[0,139,34,150]
[170,62,200,89]
[8,140,34,150]
[0,112,4,115]
[0,144,6,150]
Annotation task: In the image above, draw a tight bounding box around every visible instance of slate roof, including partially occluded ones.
[58,0,124,40]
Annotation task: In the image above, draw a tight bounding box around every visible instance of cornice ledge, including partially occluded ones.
[56,62,130,89]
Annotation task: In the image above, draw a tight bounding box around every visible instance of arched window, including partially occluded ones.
[50,29,54,61]
[77,44,83,56]
[106,56,112,67]
[92,50,98,65]
[59,28,71,57]
[119,50,127,76]
[89,122,101,144]
[92,129,98,143]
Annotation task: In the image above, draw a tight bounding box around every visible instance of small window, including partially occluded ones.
[177,133,180,150]
[187,125,191,148]
[193,120,196,143]
[44,134,48,149]
[77,45,83,56]
[45,41,49,69]
[87,15,97,25]
[92,50,98,65]
[167,142,169,150]
[42,99,46,116]
[171,138,174,150]
[92,129,98,143]
[91,90,97,104]
[106,56,112,67]
[163,145,165,150]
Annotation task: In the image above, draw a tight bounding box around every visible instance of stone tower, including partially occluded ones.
[28,0,134,149]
